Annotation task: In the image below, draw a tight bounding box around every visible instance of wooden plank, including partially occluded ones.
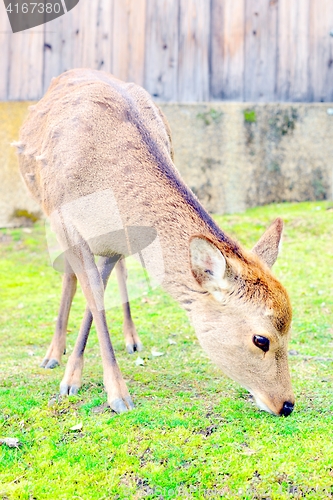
[73,0,114,71]
[210,0,224,100]
[0,1,11,99]
[1,0,332,103]
[72,0,98,68]
[144,0,179,101]
[112,0,146,86]
[8,27,44,100]
[126,0,146,84]
[244,0,278,101]
[277,0,311,101]
[289,0,311,101]
[309,0,333,102]
[44,0,113,93]
[178,0,210,101]
[276,0,290,100]
[94,0,114,73]
[43,6,75,91]
[211,0,245,101]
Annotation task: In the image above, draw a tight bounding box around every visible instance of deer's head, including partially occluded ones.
[189,219,294,416]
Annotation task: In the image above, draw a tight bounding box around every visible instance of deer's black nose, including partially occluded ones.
[280,401,294,417]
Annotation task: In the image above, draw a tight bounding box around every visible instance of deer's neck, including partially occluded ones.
[116,161,241,310]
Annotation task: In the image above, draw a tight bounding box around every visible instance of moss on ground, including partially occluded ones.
[0,202,333,499]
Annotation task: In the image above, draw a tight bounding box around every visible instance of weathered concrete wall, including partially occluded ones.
[0,102,332,226]
[160,103,333,214]
[0,102,41,227]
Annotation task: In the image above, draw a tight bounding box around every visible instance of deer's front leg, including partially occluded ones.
[60,256,118,396]
[59,306,93,396]
[65,243,134,413]
[41,266,77,369]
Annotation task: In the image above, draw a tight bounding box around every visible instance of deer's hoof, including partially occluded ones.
[59,383,80,396]
[110,396,135,413]
[41,358,60,369]
[126,342,143,355]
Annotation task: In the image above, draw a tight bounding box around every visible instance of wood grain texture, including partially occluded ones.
[44,0,114,93]
[7,29,44,100]
[210,0,224,99]
[94,0,114,73]
[0,1,11,99]
[112,0,146,85]
[75,0,113,71]
[244,0,278,101]
[277,0,312,101]
[211,0,245,101]
[1,0,332,102]
[144,0,179,101]
[309,0,333,102]
[178,0,210,101]
[43,6,76,92]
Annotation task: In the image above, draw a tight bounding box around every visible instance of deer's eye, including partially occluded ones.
[253,335,270,353]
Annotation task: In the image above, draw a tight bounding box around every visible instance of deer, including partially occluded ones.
[14,68,295,417]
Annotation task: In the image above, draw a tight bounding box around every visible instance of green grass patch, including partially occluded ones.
[1,202,333,499]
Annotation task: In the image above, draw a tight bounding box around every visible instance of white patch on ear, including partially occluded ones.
[190,237,229,299]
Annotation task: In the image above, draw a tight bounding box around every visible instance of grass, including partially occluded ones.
[0,201,333,499]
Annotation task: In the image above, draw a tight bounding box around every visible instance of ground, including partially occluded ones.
[0,202,332,499]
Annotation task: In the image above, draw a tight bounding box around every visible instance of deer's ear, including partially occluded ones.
[189,237,228,294]
[252,218,283,268]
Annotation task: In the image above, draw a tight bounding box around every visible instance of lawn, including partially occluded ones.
[0,202,332,499]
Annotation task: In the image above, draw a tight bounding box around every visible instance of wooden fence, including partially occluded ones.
[0,0,333,102]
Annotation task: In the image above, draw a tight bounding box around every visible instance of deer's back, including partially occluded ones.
[18,69,175,215]
[18,69,234,279]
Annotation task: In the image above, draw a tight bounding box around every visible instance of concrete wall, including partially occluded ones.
[0,102,332,226]
[0,102,41,227]
[161,103,333,214]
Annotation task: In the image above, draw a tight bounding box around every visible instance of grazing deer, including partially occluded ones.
[41,256,142,371]
[15,69,294,416]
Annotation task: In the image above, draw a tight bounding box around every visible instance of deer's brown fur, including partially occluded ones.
[16,69,294,416]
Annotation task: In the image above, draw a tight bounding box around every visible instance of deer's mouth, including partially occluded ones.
[254,395,279,415]
[249,391,280,416]
[250,391,295,417]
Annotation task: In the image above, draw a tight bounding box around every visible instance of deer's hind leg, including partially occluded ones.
[41,254,114,370]
[41,263,77,369]
[116,258,143,354]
